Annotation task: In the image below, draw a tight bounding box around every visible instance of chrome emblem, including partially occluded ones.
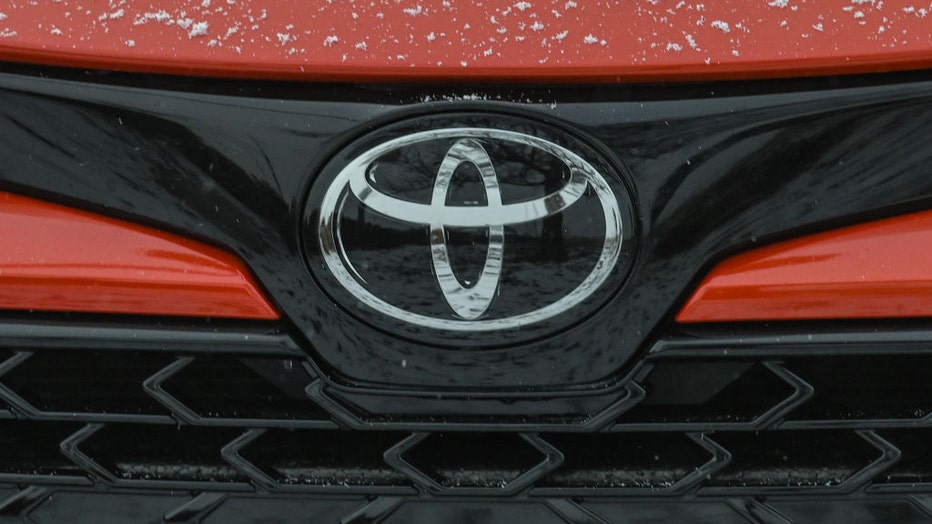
[317,128,624,332]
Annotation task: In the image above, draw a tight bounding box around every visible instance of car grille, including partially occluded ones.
[4,66,932,521]
[0,318,929,522]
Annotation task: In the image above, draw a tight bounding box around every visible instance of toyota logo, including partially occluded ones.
[313,126,629,334]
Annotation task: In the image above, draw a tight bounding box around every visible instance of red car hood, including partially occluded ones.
[0,0,930,81]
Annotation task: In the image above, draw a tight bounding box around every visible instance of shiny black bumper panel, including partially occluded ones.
[4,66,932,392]
[3,66,932,522]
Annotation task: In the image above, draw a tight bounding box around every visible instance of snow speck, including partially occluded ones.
[323,35,339,46]
[135,10,172,25]
[50,27,62,35]
[767,0,789,7]
[514,1,533,12]
[812,23,824,31]
[711,20,730,33]
[403,5,423,16]
[109,9,125,19]
[553,29,568,40]
[125,39,136,47]
[354,41,367,50]
[0,29,17,38]
[426,31,436,41]
[666,42,683,51]
[0,13,6,21]
[583,33,599,44]
[531,21,545,31]
[277,32,291,45]
[565,0,577,8]
[854,11,865,18]
[202,0,211,6]
[188,21,209,38]
[685,33,699,49]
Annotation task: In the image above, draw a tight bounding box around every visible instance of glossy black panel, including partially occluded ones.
[3,66,932,392]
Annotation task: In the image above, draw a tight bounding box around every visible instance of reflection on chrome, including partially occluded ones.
[429,139,504,320]
[318,128,623,332]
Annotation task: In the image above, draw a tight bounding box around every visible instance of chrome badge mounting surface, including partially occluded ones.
[305,116,636,346]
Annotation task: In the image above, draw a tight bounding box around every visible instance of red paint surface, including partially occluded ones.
[0,1,930,82]
[677,211,932,323]
[0,192,278,319]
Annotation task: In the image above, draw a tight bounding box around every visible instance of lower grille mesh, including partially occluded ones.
[708,430,886,489]
[77,424,248,484]
[237,429,410,487]
[0,419,924,496]
[538,432,714,489]
[784,355,932,421]
[0,322,929,521]
[0,421,86,481]
[3,350,174,416]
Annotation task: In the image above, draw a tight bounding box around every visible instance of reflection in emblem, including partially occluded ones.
[430,139,505,319]
[318,128,623,331]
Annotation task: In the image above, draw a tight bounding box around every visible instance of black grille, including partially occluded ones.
[75,424,249,485]
[0,321,927,522]
[0,421,87,483]
[236,429,411,489]
[537,432,717,491]
[621,360,796,425]
[784,355,932,422]
[2,350,174,417]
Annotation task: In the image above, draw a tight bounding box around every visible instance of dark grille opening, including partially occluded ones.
[162,356,330,420]
[786,356,932,421]
[0,421,85,478]
[709,431,878,488]
[878,430,932,484]
[401,433,544,488]
[79,424,247,483]
[622,361,792,424]
[538,433,709,488]
[3,351,173,415]
[238,429,409,486]
[0,350,12,412]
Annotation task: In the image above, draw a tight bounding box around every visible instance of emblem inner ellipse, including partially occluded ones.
[316,127,625,332]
